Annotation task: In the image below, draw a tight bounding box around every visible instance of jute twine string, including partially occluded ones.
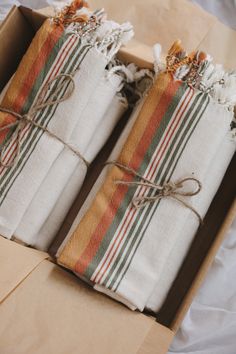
[106,161,203,225]
[0,73,90,169]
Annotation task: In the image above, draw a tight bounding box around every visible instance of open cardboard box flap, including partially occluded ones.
[0,2,236,353]
[0,260,173,354]
[0,237,48,304]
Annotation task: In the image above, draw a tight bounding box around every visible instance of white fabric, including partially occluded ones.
[1,2,236,352]
[0,48,108,239]
[33,93,128,251]
[58,95,234,311]
[57,98,144,256]
[14,71,125,248]
[107,99,232,311]
[146,133,236,312]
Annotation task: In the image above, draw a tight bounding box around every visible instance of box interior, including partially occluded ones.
[0,6,235,335]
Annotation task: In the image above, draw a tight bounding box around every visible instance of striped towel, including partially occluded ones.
[57,42,236,311]
[15,72,128,250]
[146,131,235,312]
[0,9,133,239]
[34,93,129,252]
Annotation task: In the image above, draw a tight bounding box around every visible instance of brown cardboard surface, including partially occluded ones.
[89,0,216,53]
[90,0,236,69]
[0,260,174,354]
[0,3,235,354]
[197,21,236,69]
[0,237,48,303]
[0,6,46,91]
[0,6,32,90]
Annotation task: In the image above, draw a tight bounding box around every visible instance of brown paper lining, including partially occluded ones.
[0,5,235,352]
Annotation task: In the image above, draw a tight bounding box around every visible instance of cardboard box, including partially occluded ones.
[0,3,235,353]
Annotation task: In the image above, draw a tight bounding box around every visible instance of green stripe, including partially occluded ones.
[0,39,91,203]
[106,92,205,289]
[0,43,91,204]
[84,82,188,279]
[112,93,209,292]
[22,34,69,114]
[0,33,67,189]
[0,31,66,154]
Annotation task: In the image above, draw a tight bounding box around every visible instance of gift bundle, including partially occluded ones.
[0,0,235,315]
[0,1,153,250]
[57,41,236,311]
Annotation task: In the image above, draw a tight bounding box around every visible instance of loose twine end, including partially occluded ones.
[0,73,90,169]
[106,161,203,226]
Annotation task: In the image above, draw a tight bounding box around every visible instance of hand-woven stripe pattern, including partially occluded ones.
[0,20,92,203]
[58,73,209,287]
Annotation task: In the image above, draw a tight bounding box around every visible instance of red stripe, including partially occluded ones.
[75,79,181,276]
[93,87,194,284]
[0,25,63,145]
[0,33,76,175]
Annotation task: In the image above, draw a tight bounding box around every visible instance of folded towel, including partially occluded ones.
[20,91,128,251]
[57,98,145,255]
[146,131,235,312]
[14,70,125,246]
[0,5,133,239]
[58,42,236,311]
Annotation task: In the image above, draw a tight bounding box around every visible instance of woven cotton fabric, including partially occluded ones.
[58,64,234,310]
[0,8,133,240]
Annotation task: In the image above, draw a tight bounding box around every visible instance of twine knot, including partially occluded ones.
[107,161,203,225]
[0,73,89,169]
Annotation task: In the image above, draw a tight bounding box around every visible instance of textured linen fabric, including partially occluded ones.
[0,11,133,240]
[58,68,233,311]
[28,93,128,251]
[146,132,235,312]
[1,1,236,353]
[14,71,126,248]
[56,97,144,255]
[0,19,106,238]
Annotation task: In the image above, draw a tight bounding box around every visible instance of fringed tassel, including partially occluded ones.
[154,40,236,111]
[94,22,134,60]
[53,0,89,27]
[106,60,154,104]
[60,4,133,61]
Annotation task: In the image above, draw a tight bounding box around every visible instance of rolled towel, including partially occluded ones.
[146,131,236,312]
[0,3,133,239]
[57,42,236,311]
[57,97,145,254]
[35,94,128,251]
[18,91,128,251]
[14,70,125,245]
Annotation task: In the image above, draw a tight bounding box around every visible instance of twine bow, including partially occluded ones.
[107,161,203,225]
[0,73,90,169]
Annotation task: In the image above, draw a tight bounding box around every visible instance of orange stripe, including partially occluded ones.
[58,74,171,271]
[0,21,63,144]
[74,77,181,275]
[0,34,76,171]
[93,88,194,283]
